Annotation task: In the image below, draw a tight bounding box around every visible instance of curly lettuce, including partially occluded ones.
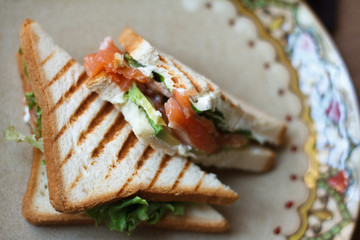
[86,196,185,234]
[3,124,43,152]
[24,91,42,137]
[191,104,253,139]
[19,48,29,81]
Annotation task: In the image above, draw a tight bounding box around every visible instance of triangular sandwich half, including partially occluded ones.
[15,48,92,225]
[86,27,286,170]
[19,18,237,234]
[14,47,230,232]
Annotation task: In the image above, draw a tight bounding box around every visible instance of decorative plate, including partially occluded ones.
[0,0,359,239]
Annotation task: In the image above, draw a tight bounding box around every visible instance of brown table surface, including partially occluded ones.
[333,0,360,100]
[331,0,360,239]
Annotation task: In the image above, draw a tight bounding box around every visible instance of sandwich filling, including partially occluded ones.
[84,38,249,154]
[4,49,187,234]
[3,48,44,151]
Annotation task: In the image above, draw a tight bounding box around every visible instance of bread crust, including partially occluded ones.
[22,148,94,225]
[17,49,94,225]
[118,27,145,54]
[20,18,69,214]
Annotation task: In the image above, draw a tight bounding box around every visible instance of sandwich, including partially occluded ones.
[11,49,228,231]
[8,18,238,233]
[85,27,287,170]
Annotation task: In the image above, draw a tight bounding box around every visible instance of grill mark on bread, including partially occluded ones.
[54,92,98,142]
[91,130,136,180]
[171,161,192,190]
[168,70,176,77]
[167,70,187,89]
[46,59,76,87]
[172,60,202,93]
[220,93,236,107]
[60,149,74,167]
[91,113,126,158]
[78,102,114,146]
[160,65,169,71]
[51,71,88,113]
[68,172,83,192]
[159,55,167,63]
[206,81,215,92]
[147,155,172,189]
[173,83,187,89]
[116,132,138,164]
[134,146,155,172]
[40,48,57,66]
[195,172,205,191]
[171,77,178,83]
[117,27,144,53]
[115,146,155,193]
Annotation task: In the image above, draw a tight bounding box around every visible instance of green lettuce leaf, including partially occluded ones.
[124,54,145,68]
[23,58,29,81]
[191,106,253,139]
[3,124,44,152]
[199,108,228,131]
[233,129,252,138]
[86,196,185,234]
[191,104,227,130]
[152,71,164,82]
[152,71,171,92]
[24,92,37,109]
[24,91,42,137]
[19,48,29,81]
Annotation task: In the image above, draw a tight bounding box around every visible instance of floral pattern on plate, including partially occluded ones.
[240,0,360,239]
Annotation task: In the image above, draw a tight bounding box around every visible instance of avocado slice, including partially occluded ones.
[127,83,166,126]
[126,83,181,146]
[156,128,181,146]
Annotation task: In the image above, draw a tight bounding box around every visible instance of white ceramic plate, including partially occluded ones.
[1,0,359,239]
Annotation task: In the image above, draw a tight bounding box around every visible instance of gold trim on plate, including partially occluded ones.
[231,1,319,238]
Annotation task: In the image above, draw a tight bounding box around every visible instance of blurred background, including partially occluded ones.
[307,0,360,101]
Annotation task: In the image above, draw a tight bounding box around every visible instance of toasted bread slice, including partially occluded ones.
[22,148,93,225]
[118,27,286,145]
[19,19,238,214]
[17,50,93,225]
